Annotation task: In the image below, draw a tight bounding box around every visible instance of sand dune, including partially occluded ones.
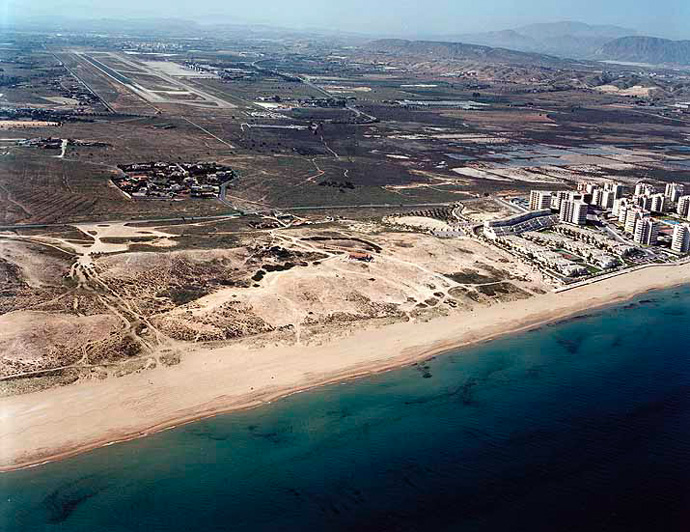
[1,262,689,471]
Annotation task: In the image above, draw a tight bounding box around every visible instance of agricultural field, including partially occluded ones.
[0,153,234,225]
[0,34,687,229]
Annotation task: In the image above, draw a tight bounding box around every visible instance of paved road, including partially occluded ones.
[286,202,456,211]
[496,197,527,214]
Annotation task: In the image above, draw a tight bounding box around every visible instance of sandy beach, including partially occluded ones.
[2,262,690,472]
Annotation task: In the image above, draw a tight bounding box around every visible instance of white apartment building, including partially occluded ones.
[634,194,652,211]
[613,198,630,219]
[650,193,665,213]
[604,182,624,200]
[600,190,615,210]
[671,224,690,254]
[665,183,685,203]
[550,190,571,211]
[633,217,659,246]
[560,199,588,226]
[529,190,552,211]
[591,188,604,207]
[618,203,631,225]
[635,183,655,196]
[625,208,643,234]
[677,195,690,218]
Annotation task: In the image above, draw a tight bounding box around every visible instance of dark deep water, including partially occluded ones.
[2,286,690,531]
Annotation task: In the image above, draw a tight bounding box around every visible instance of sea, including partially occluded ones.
[2,286,690,531]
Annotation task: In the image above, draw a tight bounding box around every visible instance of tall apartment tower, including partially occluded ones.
[625,208,643,234]
[591,188,604,207]
[600,190,615,210]
[617,202,630,224]
[529,190,553,211]
[634,194,652,211]
[633,217,659,246]
[665,183,685,203]
[612,198,623,217]
[605,182,624,200]
[572,200,589,225]
[671,224,690,254]
[550,190,571,211]
[613,197,629,218]
[635,183,655,196]
[560,199,588,226]
[677,195,690,218]
[649,193,665,213]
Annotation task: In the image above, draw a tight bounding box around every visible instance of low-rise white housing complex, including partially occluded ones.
[501,236,588,278]
[522,231,620,269]
[552,224,635,257]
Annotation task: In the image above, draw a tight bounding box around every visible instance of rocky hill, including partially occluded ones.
[366,39,576,68]
[434,21,636,59]
[597,36,690,65]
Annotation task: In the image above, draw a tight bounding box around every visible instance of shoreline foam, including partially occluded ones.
[2,263,690,472]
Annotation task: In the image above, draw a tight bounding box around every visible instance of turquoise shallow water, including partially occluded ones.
[2,286,690,531]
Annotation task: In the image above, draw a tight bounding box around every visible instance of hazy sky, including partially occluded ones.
[6,0,690,38]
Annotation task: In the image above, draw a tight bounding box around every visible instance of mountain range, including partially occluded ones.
[432,21,637,59]
[9,16,690,67]
[597,36,690,66]
[365,38,582,70]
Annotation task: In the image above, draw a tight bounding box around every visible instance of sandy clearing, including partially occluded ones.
[595,84,659,97]
[63,222,176,266]
[386,216,454,232]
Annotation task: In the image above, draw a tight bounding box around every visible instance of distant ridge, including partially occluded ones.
[431,21,637,60]
[597,36,690,65]
[366,39,575,68]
